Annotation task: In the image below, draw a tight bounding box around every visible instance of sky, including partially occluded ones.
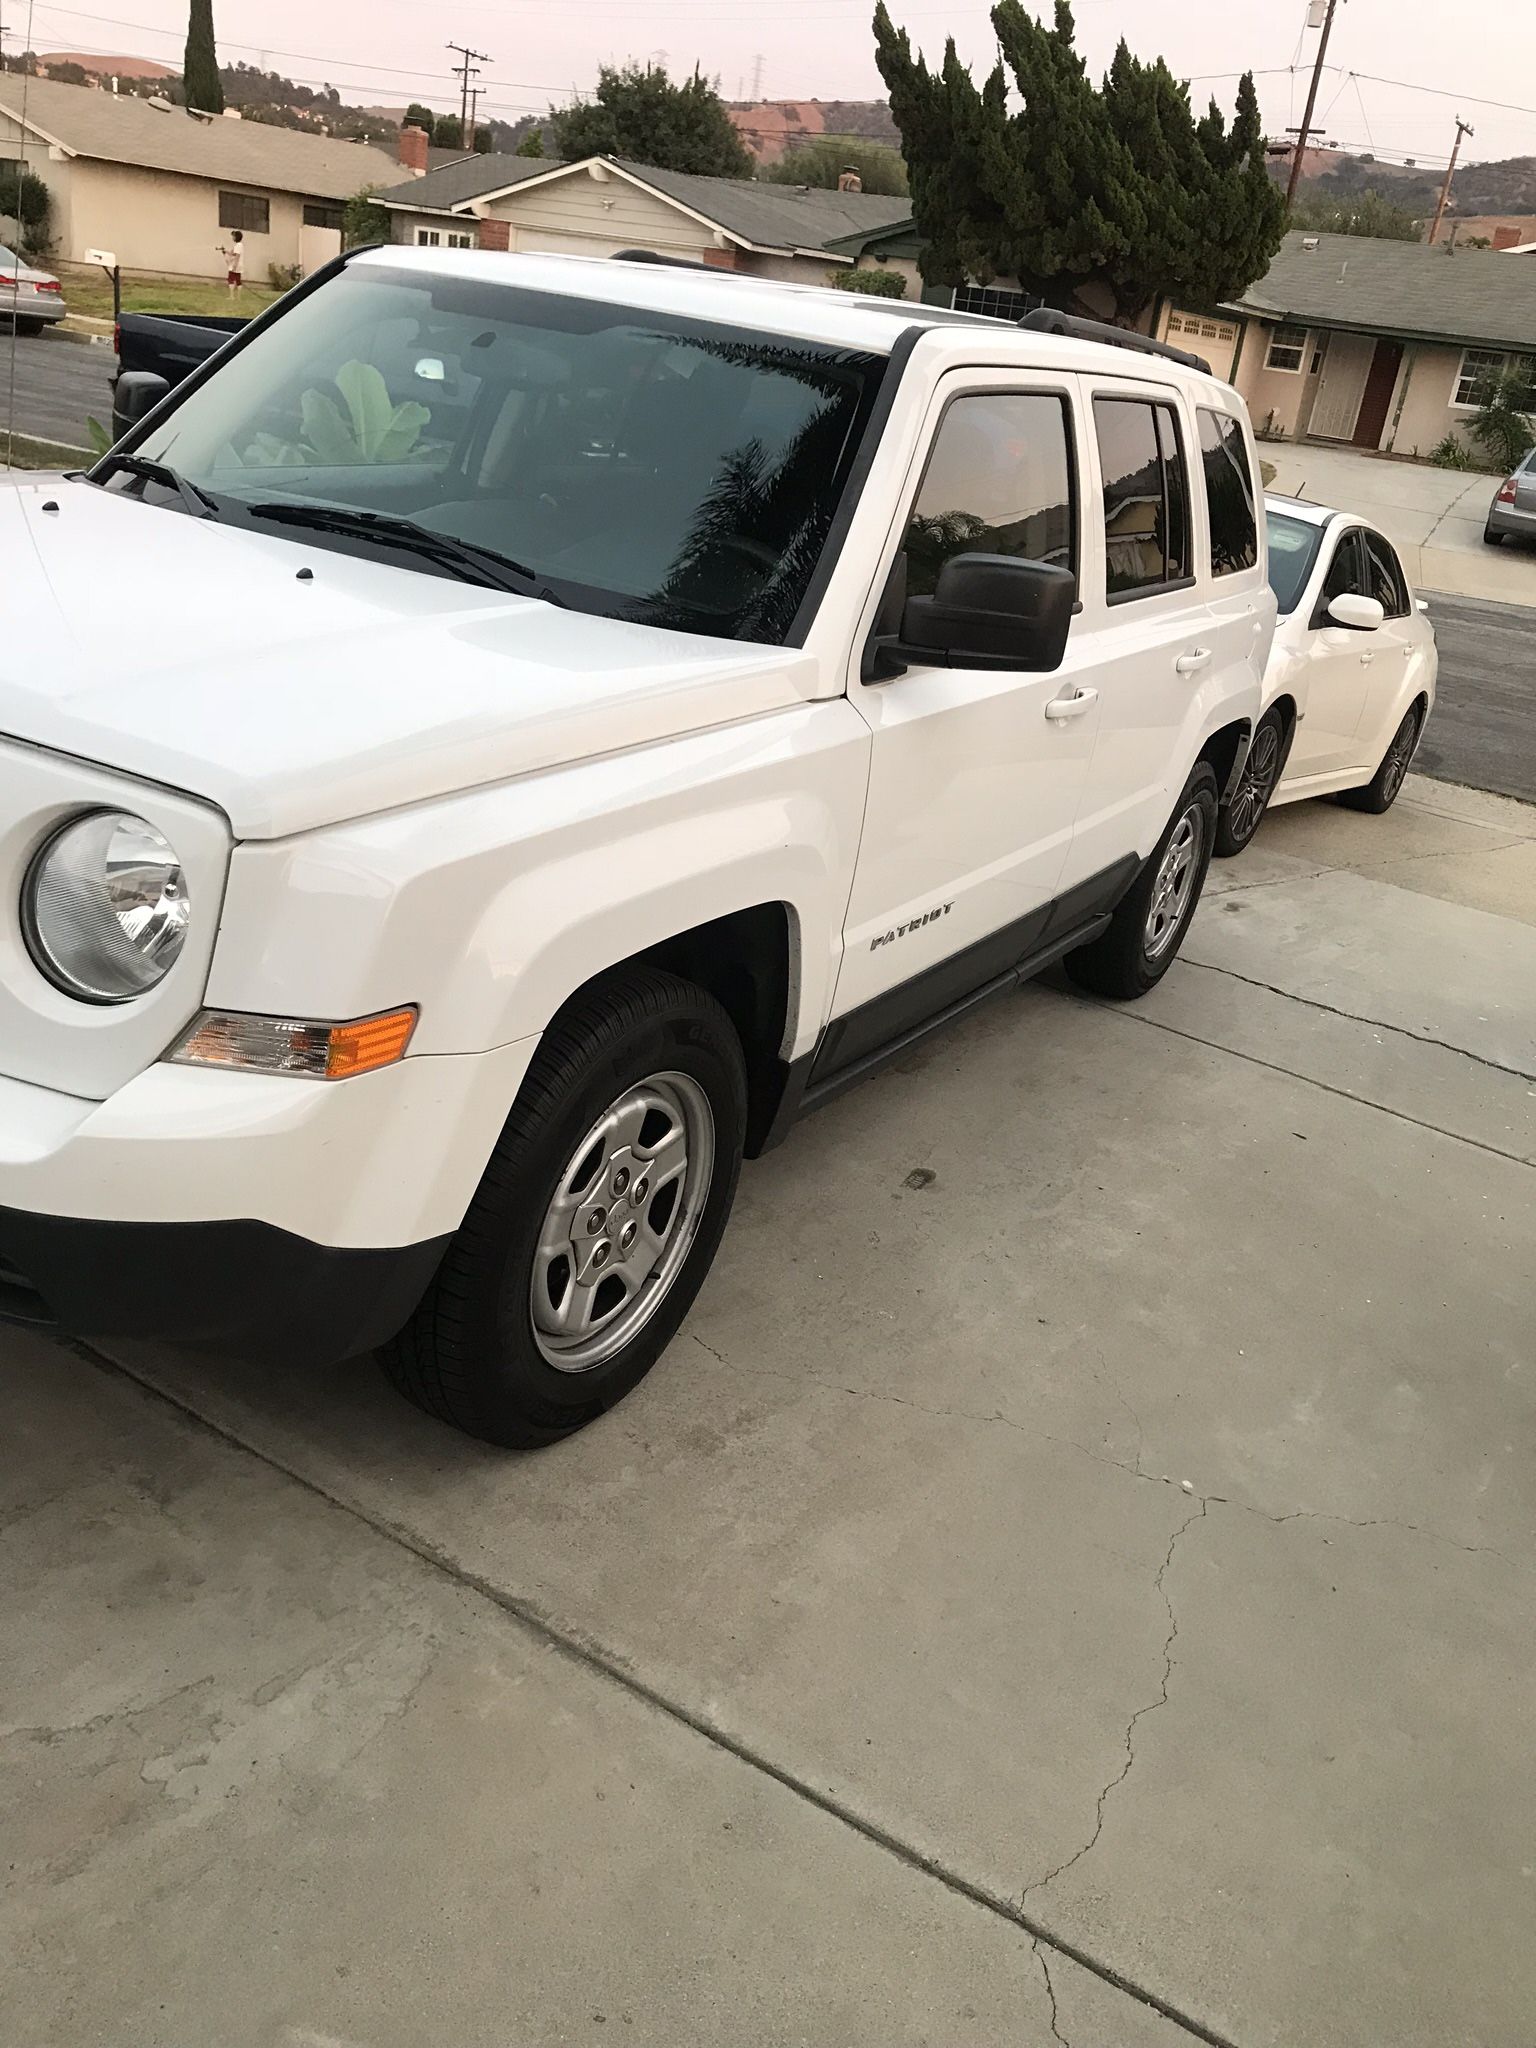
[8,0,1536,168]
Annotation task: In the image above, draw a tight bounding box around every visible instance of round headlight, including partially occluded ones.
[24,811,190,1003]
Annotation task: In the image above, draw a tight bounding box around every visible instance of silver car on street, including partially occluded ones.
[0,244,67,334]
[1484,448,1536,548]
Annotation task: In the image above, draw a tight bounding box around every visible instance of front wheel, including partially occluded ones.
[1338,703,1421,815]
[1064,761,1219,1001]
[382,969,747,1447]
[1214,710,1284,857]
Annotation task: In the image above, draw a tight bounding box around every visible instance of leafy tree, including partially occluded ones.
[550,63,754,179]
[766,136,908,196]
[0,163,51,250]
[404,103,437,141]
[183,0,224,114]
[433,114,463,151]
[343,186,391,248]
[1468,361,1536,473]
[43,59,90,84]
[831,265,909,296]
[875,0,1284,326]
[516,127,546,159]
[1290,188,1421,241]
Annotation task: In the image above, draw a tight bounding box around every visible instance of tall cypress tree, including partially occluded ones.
[875,0,1283,325]
[183,0,224,115]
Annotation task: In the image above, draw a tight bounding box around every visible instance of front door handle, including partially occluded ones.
[1045,687,1098,722]
[1175,647,1213,676]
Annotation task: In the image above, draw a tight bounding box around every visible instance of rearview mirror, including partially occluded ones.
[1327,592,1385,632]
[897,554,1077,673]
[112,369,170,440]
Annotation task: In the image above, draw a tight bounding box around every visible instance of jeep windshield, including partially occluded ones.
[113,264,885,643]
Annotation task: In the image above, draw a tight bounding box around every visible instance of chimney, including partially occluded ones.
[398,123,431,176]
[837,167,862,193]
[1494,225,1522,251]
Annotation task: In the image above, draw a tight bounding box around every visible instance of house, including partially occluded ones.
[0,73,405,278]
[1427,215,1536,250]
[376,153,915,288]
[1157,231,1536,457]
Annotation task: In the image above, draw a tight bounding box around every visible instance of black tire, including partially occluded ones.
[1483,525,1504,547]
[13,317,45,338]
[1064,761,1219,1001]
[382,969,747,1448]
[1337,702,1422,815]
[1214,709,1284,858]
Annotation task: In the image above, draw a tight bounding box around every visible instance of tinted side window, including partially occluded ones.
[1362,532,1409,617]
[1321,531,1367,610]
[1095,397,1191,598]
[903,392,1076,598]
[1198,408,1259,576]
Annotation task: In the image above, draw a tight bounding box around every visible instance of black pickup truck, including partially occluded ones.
[112,311,247,438]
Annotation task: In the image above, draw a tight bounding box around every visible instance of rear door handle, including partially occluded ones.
[1175,647,1212,676]
[1045,687,1098,722]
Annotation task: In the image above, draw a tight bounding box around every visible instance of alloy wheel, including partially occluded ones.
[1381,712,1418,805]
[1144,803,1205,961]
[530,1071,715,1373]
[1226,721,1281,845]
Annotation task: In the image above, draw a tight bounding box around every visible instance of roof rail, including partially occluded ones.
[612,247,715,271]
[1018,306,1212,377]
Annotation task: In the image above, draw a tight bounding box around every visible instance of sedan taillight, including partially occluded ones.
[34,279,62,295]
[0,274,14,288]
[1497,478,1518,504]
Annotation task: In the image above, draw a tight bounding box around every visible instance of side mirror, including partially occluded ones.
[899,554,1077,672]
[111,369,171,439]
[1327,592,1385,632]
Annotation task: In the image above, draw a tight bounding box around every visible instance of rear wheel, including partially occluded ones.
[382,969,747,1447]
[1483,525,1504,546]
[1214,710,1284,857]
[1338,703,1421,815]
[1064,762,1218,1001]
[13,317,44,338]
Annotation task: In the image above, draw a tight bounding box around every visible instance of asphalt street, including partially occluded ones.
[0,326,113,446]
[1420,590,1536,805]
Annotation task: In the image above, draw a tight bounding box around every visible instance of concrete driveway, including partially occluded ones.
[1264,441,1536,606]
[5,779,1535,2048]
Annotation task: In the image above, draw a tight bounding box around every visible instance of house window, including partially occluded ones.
[303,202,344,232]
[1264,324,1309,373]
[416,228,476,249]
[1453,347,1514,408]
[951,283,1045,322]
[218,191,270,234]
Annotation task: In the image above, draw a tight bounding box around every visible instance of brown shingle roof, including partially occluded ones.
[0,74,401,200]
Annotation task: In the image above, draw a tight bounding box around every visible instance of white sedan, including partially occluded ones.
[1216,495,1439,855]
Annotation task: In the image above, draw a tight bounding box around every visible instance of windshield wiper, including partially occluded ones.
[241,501,561,603]
[92,452,220,520]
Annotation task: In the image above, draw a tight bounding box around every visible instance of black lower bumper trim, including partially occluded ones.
[0,1206,449,1366]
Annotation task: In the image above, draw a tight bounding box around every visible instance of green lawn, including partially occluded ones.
[56,267,283,322]
[2,429,93,467]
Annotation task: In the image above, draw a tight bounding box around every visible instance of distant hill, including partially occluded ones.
[36,51,174,81]
[1270,142,1536,223]
[727,98,899,165]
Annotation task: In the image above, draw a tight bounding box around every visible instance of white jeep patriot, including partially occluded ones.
[0,248,1273,1444]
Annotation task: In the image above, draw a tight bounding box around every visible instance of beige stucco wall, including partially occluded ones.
[62,159,309,277]
[1384,344,1469,459]
[1230,321,1324,440]
[0,107,75,258]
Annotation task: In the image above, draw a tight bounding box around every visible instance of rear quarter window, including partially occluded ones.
[1197,408,1259,576]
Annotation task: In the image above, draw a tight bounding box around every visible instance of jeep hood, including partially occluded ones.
[0,478,821,838]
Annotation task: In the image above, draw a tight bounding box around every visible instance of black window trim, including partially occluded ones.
[1196,402,1261,583]
[1093,389,1198,608]
[1360,526,1410,619]
[218,188,271,234]
[1311,522,1367,629]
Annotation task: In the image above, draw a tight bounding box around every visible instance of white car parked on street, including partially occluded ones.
[1215,495,1438,854]
[0,249,1273,1445]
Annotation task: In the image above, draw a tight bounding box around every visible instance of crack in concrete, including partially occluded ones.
[1203,831,1535,904]
[1176,958,1536,1084]
[4,1674,214,1747]
[1022,1502,1208,1909]
[1034,1940,1070,2048]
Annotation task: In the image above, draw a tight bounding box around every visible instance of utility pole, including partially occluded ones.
[1429,118,1474,245]
[465,81,483,152]
[446,41,490,148]
[750,52,765,100]
[1285,0,1343,214]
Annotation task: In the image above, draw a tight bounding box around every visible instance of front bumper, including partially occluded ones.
[0,1037,537,1362]
[0,1208,447,1363]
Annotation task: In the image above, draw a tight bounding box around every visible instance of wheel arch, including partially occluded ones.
[1197,716,1256,806]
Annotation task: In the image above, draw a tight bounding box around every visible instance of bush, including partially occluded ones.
[1467,362,1536,475]
[0,163,51,258]
[831,266,908,298]
[268,261,303,291]
[1429,434,1474,470]
[343,186,391,249]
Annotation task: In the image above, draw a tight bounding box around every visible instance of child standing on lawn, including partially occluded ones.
[219,229,244,296]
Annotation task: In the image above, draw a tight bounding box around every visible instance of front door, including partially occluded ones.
[831,377,1098,1041]
[1309,333,1376,442]
[1353,341,1403,450]
[1289,527,1377,776]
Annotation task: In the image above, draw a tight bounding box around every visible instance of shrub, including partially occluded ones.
[268,261,303,291]
[1429,434,1474,470]
[830,266,908,298]
[343,186,391,249]
[0,163,51,258]
[1466,362,1536,475]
